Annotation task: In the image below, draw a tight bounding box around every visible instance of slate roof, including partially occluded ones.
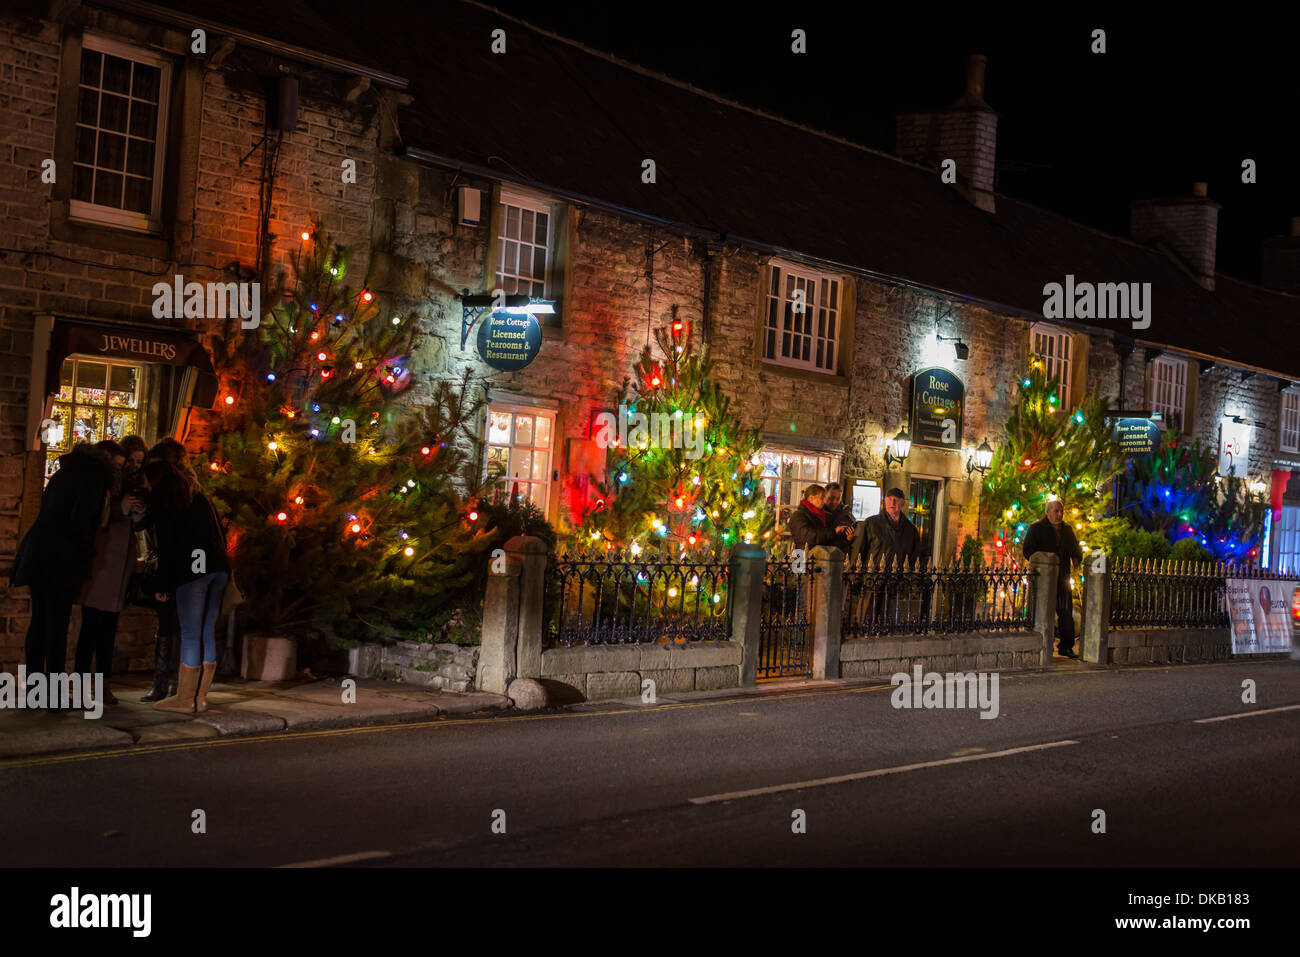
[122,0,1300,379]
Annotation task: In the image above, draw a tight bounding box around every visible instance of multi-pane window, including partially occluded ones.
[763,262,840,373]
[758,447,842,527]
[485,405,554,513]
[1150,356,1188,427]
[45,358,141,480]
[1031,324,1072,400]
[72,36,171,231]
[1273,505,1300,576]
[496,191,552,298]
[1280,390,1300,453]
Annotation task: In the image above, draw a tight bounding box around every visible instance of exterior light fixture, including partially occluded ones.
[884,428,912,468]
[967,438,994,476]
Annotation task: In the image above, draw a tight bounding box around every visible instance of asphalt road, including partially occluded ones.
[2,660,1297,867]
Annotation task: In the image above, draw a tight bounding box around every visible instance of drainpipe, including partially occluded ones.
[700,240,718,345]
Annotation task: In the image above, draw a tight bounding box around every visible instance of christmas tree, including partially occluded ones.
[578,310,775,556]
[201,228,499,647]
[981,356,1128,562]
[1116,432,1267,562]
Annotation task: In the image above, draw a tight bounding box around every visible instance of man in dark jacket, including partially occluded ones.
[823,483,856,542]
[1021,499,1084,657]
[11,442,118,705]
[850,487,924,568]
[786,485,854,552]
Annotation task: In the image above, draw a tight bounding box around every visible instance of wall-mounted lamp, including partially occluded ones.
[966,438,994,476]
[936,333,969,360]
[884,428,912,468]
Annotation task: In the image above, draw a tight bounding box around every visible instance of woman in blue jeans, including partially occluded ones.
[142,460,230,713]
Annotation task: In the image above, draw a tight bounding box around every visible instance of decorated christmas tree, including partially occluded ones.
[981,356,1128,562]
[1116,432,1267,562]
[578,310,775,557]
[201,228,499,647]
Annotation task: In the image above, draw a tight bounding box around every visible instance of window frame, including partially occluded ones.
[495,188,556,300]
[483,402,556,515]
[762,260,842,375]
[1280,388,1300,454]
[1149,355,1189,428]
[69,33,173,234]
[758,445,843,529]
[1030,323,1073,401]
[44,354,144,481]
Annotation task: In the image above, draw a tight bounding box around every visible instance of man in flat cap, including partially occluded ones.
[850,487,923,568]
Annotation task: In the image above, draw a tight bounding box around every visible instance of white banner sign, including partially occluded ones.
[1226,578,1297,655]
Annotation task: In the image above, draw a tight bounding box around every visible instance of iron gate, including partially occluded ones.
[757,559,815,680]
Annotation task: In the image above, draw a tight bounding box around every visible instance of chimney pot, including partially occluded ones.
[1192,182,1208,198]
[965,54,988,101]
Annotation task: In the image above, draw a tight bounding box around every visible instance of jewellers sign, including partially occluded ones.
[477,311,542,372]
[910,367,965,450]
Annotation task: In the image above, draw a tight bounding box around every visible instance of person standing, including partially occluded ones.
[137,438,190,702]
[74,443,147,706]
[850,487,923,568]
[145,461,230,713]
[11,441,117,710]
[787,484,854,551]
[1021,499,1083,657]
[822,483,857,546]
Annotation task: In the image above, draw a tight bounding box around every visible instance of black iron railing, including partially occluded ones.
[1107,558,1241,629]
[547,549,730,647]
[842,556,1035,637]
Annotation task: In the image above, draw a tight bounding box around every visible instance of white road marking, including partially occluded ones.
[278,850,392,868]
[1194,703,1300,724]
[688,739,1080,804]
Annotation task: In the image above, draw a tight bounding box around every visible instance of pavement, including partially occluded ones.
[0,653,1099,761]
[0,671,512,760]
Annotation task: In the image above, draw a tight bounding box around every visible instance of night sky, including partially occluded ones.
[491,3,1300,285]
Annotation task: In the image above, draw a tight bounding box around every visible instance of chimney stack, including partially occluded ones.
[1261,216,1300,294]
[1130,183,1220,291]
[896,54,999,214]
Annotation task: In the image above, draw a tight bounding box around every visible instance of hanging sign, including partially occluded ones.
[910,367,965,450]
[1113,418,1160,455]
[476,311,542,371]
[1219,419,1251,476]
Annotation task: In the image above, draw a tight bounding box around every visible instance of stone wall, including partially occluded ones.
[839,632,1044,678]
[348,640,479,692]
[539,642,741,702]
[1105,627,1232,665]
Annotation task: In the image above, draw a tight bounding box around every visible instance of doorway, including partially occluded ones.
[907,475,945,566]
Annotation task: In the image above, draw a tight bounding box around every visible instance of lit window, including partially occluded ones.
[496,190,553,299]
[758,447,842,527]
[1031,324,1072,400]
[763,261,840,373]
[485,405,554,513]
[1280,389,1300,454]
[1149,356,1188,428]
[71,35,172,232]
[45,358,141,481]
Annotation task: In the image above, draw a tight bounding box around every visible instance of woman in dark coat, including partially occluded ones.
[138,438,193,702]
[11,441,118,704]
[143,461,230,714]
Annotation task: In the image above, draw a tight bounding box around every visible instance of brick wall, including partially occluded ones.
[0,8,383,671]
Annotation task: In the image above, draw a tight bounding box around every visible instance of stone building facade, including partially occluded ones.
[2,1,1299,673]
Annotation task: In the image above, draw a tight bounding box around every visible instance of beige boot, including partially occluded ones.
[154,663,200,713]
[195,662,217,712]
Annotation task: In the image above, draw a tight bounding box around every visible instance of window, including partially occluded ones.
[71,35,172,232]
[1281,389,1300,453]
[1031,324,1072,399]
[496,190,553,299]
[763,262,840,373]
[45,357,142,480]
[1274,505,1300,576]
[1150,356,1188,427]
[758,447,842,527]
[485,405,554,513]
